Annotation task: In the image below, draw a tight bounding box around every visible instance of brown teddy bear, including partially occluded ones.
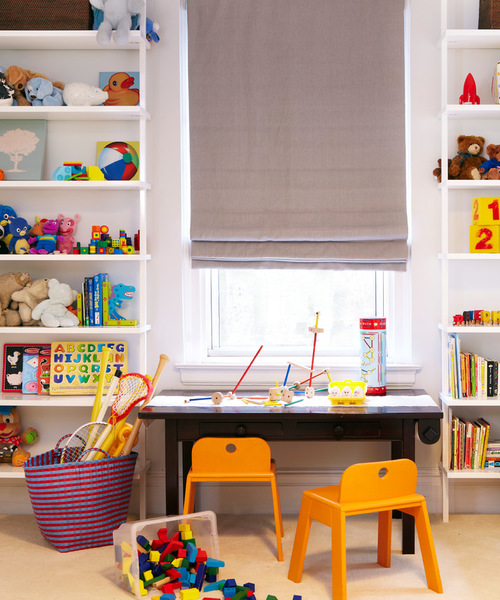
[10,278,50,326]
[479,144,500,180]
[448,135,486,180]
[4,65,64,107]
[0,271,31,326]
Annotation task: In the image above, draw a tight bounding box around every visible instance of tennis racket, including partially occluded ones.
[120,354,169,456]
[60,421,109,463]
[83,372,152,461]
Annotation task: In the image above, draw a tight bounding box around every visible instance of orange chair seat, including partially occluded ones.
[288,459,443,600]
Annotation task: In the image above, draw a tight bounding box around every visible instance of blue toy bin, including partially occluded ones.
[23,438,137,553]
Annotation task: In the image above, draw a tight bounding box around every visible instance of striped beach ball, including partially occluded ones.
[98,142,139,181]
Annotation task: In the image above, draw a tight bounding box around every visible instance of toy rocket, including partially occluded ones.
[459,73,480,105]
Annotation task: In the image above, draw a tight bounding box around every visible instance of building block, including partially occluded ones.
[206,558,225,568]
[470,224,500,252]
[292,596,303,600]
[179,588,199,600]
[472,196,500,225]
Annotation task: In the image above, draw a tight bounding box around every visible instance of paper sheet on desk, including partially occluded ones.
[148,394,438,408]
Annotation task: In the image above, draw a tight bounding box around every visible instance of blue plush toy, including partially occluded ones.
[25,77,64,107]
[7,217,31,254]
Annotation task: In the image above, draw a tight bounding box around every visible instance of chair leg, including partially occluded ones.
[331,509,347,600]
[404,502,443,594]
[288,495,314,583]
[270,476,284,561]
[377,510,392,568]
[183,478,196,514]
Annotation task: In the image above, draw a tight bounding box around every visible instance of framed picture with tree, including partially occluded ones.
[0,119,47,180]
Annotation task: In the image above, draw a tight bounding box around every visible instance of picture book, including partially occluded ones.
[37,348,51,395]
[49,341,128,395]
[99,71,140,106]
[2,344,51,393]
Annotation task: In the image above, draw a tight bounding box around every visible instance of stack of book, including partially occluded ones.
[449,414,491,470]
[483,440,500,468]
[447,333,498,398]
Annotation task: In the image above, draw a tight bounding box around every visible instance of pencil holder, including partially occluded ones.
[360,317,387,395]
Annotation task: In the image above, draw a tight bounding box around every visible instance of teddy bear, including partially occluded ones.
[10,278,50,326]
[24,77,64,107]
[447,135,486,180]
[478,144,500,180]
[4,65,64,106]
[31,278,79,327]
[0,407,38,467]
[90,0,145,46]
[0,271,31,327]
[57,213,80,254]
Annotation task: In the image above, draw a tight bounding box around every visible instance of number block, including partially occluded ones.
[472,197,500,225]
[470,224,500,253]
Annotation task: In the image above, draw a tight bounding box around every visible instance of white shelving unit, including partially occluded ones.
[0,24,150,517]
[439,0,500,522]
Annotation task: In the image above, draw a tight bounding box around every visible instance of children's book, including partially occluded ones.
[2,344,50,393]
[49,341,127,395]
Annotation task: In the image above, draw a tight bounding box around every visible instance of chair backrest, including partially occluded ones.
[338,459,418,504]
[191,437,272,474]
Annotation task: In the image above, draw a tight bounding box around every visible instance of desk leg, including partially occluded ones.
[165,420,179,515]
[394,419,416,555]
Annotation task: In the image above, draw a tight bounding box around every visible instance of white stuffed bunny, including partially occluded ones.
[90,0,145,46]
[31,278,79,327]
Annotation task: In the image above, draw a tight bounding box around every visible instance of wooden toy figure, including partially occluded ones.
[0,406,38,466]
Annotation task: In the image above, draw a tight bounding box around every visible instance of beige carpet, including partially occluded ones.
[0,513,498,599]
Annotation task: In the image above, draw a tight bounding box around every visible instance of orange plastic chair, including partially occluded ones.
[183,437,284,561]
[288,459,443,599]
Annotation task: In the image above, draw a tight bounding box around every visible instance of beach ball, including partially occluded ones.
[98,142,139,180]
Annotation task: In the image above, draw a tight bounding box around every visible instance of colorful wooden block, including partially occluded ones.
[470,224,500,252]
[472,196,500,225]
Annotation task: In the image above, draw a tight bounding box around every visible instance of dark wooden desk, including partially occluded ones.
[140,389,442,554]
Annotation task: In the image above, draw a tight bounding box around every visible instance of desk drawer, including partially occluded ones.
[197,421,283,437]
[297,421,380,439]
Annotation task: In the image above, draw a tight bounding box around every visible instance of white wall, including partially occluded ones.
[5,0,500,516]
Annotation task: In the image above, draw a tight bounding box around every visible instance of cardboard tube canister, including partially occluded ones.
[360,318,386,395]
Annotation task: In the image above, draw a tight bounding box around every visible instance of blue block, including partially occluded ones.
[244,582,256,592]
[293,596,303,600]
[224,589,236,598]
[206,558,225,568]
[225,579,237,588]
[203,581,222,592]
[160,594,175,600]
[186,541,198,563]
[195,563,207,590]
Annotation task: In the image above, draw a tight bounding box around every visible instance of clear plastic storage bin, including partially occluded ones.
[113,511,219,597]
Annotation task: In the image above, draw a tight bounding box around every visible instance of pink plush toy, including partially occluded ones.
[57,214,80,254]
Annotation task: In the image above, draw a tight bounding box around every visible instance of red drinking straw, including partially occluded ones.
[309,312,320,387]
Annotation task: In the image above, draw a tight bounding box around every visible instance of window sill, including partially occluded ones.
[175,359,420,390]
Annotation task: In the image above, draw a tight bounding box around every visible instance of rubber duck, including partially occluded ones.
[103,72,140,106]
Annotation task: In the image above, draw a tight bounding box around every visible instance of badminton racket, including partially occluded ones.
[60,421,109,463]
[83,372,152,461]
[120,354,170,456]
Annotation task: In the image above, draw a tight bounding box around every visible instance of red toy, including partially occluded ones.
[459,73,480,105]
[57,213,80,254]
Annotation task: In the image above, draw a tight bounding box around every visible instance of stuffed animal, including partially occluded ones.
[0,72,15,106]
[7,217,31,254]
[57,213,80,254]
[448,135,486,180]
[478,144,500,180]
[62,82,108,106]
[0,407,38,467]
[0,271,31,327]
[28,218,64,254]
[4,65,64,107]
[0,223,9,254]
[432,158,454,183]
[31,278,79,327]
[24,77,64,107]
[90,0,145,46]
[10,278,50,326]
[29,216,48,239]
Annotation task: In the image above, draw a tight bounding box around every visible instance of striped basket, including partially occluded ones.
[23,442,137,553]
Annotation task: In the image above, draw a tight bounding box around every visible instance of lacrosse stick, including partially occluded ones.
[60,421,109,463]
[90,346,111,422]
[120,354,170,456]
[83,372,152,461]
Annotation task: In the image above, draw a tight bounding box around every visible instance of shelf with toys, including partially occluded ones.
[439,0,500,521]
[0,13,152,516]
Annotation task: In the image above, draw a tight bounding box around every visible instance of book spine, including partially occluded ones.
[88,276,95,327]
[83,278,90,327]
[93,273,102,327]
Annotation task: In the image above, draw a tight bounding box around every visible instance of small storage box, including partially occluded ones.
[113,511,219,597]
[479,0,500,29]
[0,0,93,30]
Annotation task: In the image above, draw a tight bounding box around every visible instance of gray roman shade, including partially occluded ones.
[187,0,408,270]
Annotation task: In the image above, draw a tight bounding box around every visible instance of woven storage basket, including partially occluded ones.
[24,442,137,552]
[479,0,500,29]
[0,0,93,30]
